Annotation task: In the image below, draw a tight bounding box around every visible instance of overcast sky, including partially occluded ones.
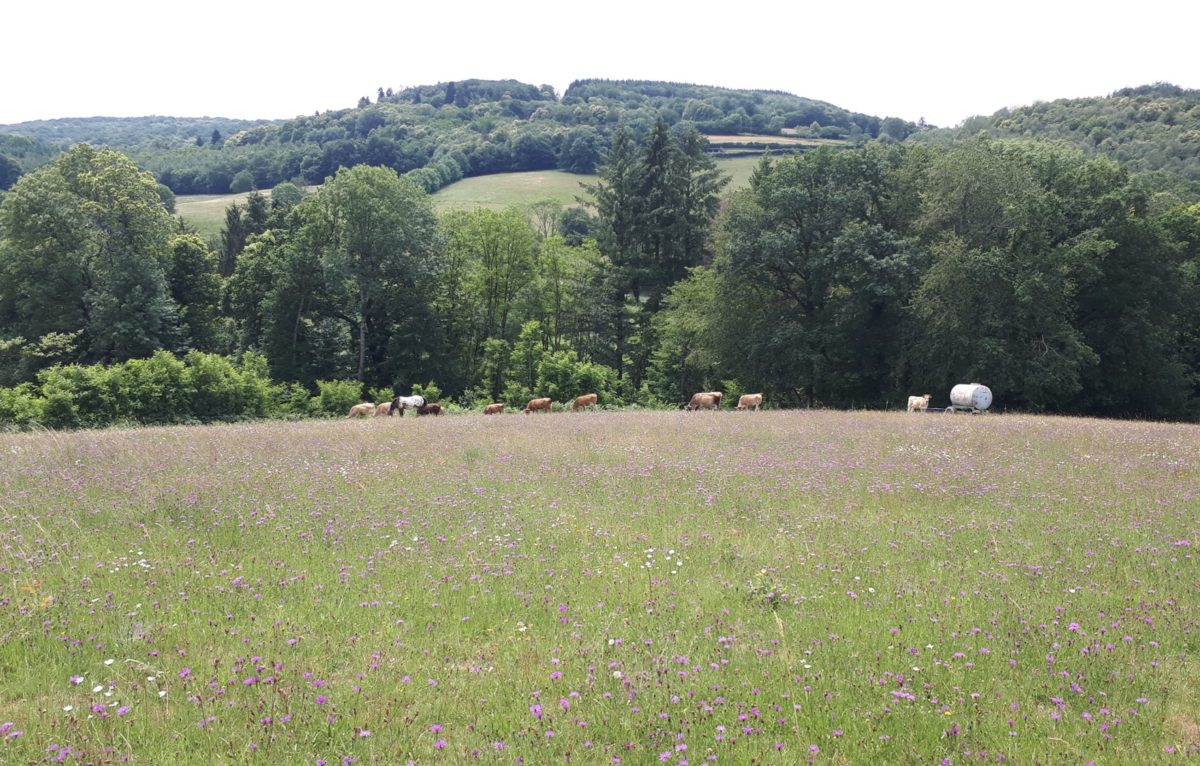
[5,0,1197,128]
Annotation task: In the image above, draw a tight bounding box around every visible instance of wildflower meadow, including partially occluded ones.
[1,410,1196,765]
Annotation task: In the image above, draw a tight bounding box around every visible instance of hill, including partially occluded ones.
[0,115,279,150]
[8,80,1200,202]
[0,79,893,196]
[930,83,1200,195]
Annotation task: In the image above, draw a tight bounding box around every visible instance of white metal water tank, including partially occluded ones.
[950,383,992,411]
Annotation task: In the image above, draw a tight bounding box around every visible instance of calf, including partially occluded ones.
[907,394,932,413]
[483,403,505,415]
[736,393,763,411]
[346,402,375,418]
[571,393,598,412]
[524,397,552,414]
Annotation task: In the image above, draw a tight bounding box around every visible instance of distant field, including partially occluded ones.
[433,169,593,212]
[1,410,1196,764]
[175,156,768,234]
[432,155,765,212]
[706,134,834,146]
[174,191,270,242]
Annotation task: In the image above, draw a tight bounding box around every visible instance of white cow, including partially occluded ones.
[907,394,932,413]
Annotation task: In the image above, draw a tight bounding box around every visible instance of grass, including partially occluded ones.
[706,134,840,147]
[1,410,1197,764]
[174,191,265,242]
[174,156,768,235]
[432,170,593,212]
[431,156,764,213]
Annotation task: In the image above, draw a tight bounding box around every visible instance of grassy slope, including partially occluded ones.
[0,410,1196,764]
[432,156,764,212]
[174,191,270,242]
[175,156,767,237]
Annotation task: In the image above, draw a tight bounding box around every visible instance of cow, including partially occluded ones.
[346,402,375,418]
[571,393,598,412]
[374,402,392,417]
[736,393,763,411]
[907,394,932,413]
[416,402,444,416]
[389,395,426,417]
[685,392,720,411]
[524,397,552,414]
[483,403,505,415]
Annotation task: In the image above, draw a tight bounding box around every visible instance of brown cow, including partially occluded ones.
[374,402,392,417]
[483,403,505,415]
[416,402,444,416]
[736,393,763,411]
[571,393,598,412]
[346,402,375,418]
[524,397,552,414]
[685,393,719,411]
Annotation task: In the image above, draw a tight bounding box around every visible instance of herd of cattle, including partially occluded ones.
[346,391,766,418]
[347,390,946,418]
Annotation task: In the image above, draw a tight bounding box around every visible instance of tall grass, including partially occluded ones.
[1,411,1196,764]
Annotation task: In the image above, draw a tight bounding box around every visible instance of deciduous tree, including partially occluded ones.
[0,144,179,370]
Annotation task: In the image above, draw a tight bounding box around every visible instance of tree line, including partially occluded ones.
[2,123,1199,428]
[0,79,907,198]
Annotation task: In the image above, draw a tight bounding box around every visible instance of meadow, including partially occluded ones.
[174,192,270,241]
[435,156,765,212]
[1,410,1197,765]
[174,156,766,236]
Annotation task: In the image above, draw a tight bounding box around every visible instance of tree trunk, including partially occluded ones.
[357,295,367,382]
[291,293,306,363]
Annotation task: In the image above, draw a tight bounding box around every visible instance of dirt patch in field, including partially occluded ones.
[705,134,828,145]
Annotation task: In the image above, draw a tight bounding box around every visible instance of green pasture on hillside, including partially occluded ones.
[174,190,272,242]
[431,156,764,212]
[1,410,1197,765]
[432,169,593,212]
[175,156,767,238]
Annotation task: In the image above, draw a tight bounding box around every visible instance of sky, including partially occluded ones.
[5,0,1198,128]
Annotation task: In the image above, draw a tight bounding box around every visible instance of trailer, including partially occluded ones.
[943,383,992,414]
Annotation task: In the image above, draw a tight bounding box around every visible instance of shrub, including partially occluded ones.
[0,384,44,429]
[185,352,246,420]
[535,350,618,404]
[36,364,117,429]
[368,387,395,407]
[273,382,315,418]
[501,381,534,410]
[411,381,442,402]
[171,351,273,421]
[114,351,191,424]
[314,379,364,417]
[233,353,275,418]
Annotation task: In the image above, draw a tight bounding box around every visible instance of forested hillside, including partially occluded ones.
[934,83,1200,196]
[0,115,277,150]
[560,79,908,137]
[0,79,894,195]
[5,80,1200,202]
